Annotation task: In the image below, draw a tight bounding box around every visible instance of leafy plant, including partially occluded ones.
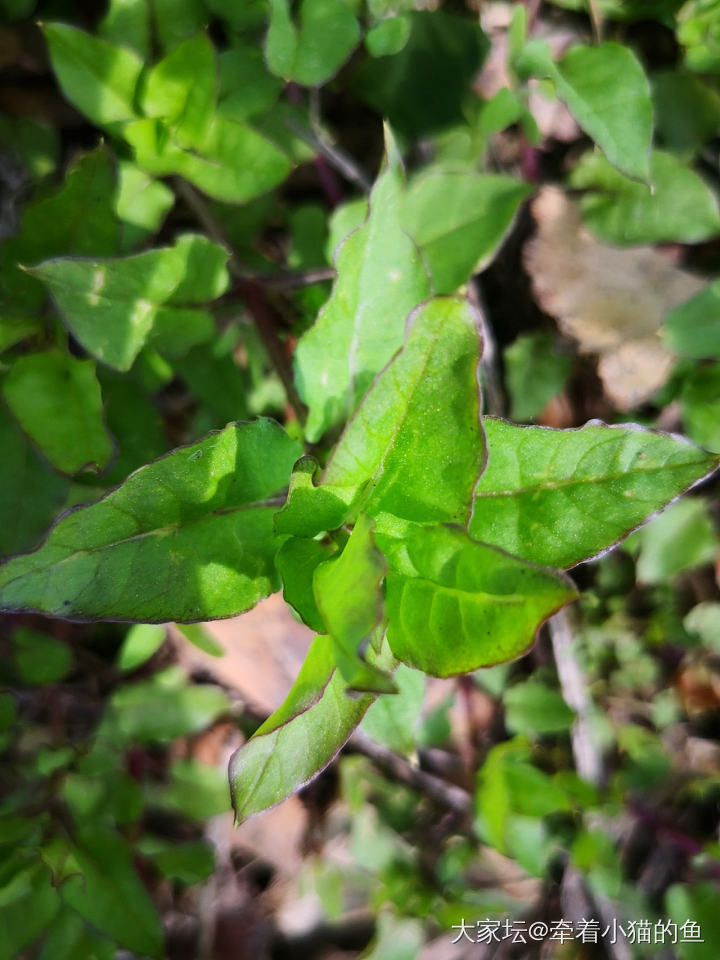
[3,0,720,956]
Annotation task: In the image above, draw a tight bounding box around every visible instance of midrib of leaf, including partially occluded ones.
[396,575,557,606]
[0,495,286,584]
[553,68,621,162]
[328,316,440,498]
[474,459,717,499]
[346,181,404,406]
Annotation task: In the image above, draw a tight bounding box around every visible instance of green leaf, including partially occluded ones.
[666,883,720,960]
[156,758,229,819]
[115,162,174,251]
[352,10,488,136]
[295,129,431,441]
[104,667,229,741]
[0,419,301,622]
[137,837,215,884]
[12,628,72,685]
[99,0,150,58]
[230,635,390,821]
[400,170,531,294]
[653,69,720,158]
[361,663,424,754]
[380,524,576,676]
[218,44,282,122]
[521,41,652,181]
[680,363,720,452]
[323,297,484,527]
[274,456,356,537]
[99,369,167,483]
[2,350,113,476]
[141,33,216,148]
[504,333,572,422]
[125,115,292,204]
[569,150,720,245]
[265,0,360,87]
[635,497,716,584]
[43,23,143,127]
[503,680,574,736]
[664,279,720,358]
[60,826,163,958]
[276,535,334,633]
[469,418,719,569]
[152,0,207,53]
[314,515,395,692]
[365,16,411,58]
[29,234,228,372]
[117,623,166,672]
[1,146,118,315]
[0,864,59,960]
[0,406,69,558]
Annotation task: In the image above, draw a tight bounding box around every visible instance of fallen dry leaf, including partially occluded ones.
[524,187,704,409]
[173,593,313,716]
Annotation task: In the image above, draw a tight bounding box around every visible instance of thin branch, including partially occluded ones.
[261,267,336,289]
[173,177,307,425]
[549,608,604,786]
[284,117,372,194]
[348,728,472,818]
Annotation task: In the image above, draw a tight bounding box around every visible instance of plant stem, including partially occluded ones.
[173,177,307,426]
[348,729,472,818]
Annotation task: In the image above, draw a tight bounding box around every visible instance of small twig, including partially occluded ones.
[348,729,472,818]
[284,117,372,194]
[587,0,604,41]
[549,608,603,786]
[261,267,336,289]
[173,177,307,425]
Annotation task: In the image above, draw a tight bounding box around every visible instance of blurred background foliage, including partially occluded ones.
[1,0,720,957]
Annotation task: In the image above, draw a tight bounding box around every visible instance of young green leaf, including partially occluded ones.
[469,418,719,569]
[117,623,167,672]
[635,497,717,584]
[504,332,572,422]
[324,297,484,527]
[141,33,216,149]
[230,635,391,821]
[352,10,488,137]
[401,170,532,293]
[2,350,113,476]
[664,279,720,358]
[43,23,143,127]
[0,408,69,558]
[569,150,720,245]
[104,668,230,741]
[125,115,292,204]
[380,524,576,676]
[274,456,357,538]
[361,663,425,755]
[313,515,395,693]
[0,419,301,622]
[275,535,334,632]
[29,234,229,371]
[520,41,653,181]
[60,826,163,958]
[680,363,720,452]
[294,129,431,441]
[265,0,360,87]
[115,162,174,251]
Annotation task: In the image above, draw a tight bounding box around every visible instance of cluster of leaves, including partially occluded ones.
[2,0,720,956]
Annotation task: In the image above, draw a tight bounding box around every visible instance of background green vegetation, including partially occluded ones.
[1,0,720,957]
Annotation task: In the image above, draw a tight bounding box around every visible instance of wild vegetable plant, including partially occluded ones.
[2,2,720,953]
